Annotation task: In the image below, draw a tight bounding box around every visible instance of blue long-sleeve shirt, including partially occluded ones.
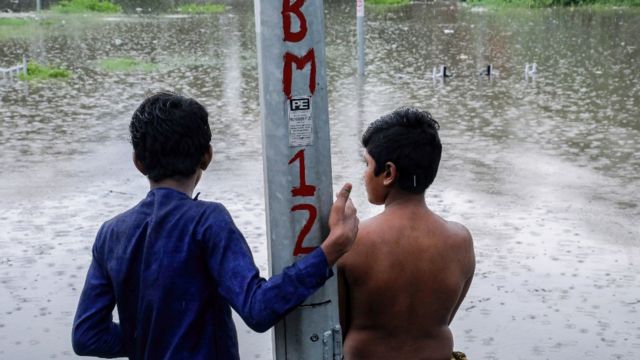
[72,187,332,359]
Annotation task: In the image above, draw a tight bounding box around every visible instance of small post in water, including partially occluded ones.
[356,0,365,76]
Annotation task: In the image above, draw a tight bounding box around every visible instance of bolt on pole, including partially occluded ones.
[254,1,342,359]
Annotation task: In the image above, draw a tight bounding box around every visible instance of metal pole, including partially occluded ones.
[254,1,341,359]
[356,0,365,76]
[36,0,41,12]
[23,56,28,77]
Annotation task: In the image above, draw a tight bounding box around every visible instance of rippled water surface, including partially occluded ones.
[1,1,639,359]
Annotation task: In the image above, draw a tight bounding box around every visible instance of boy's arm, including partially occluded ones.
[72,244,125,358]
[448,227,476,325]
[337,268,351,339]
[448,273,473,325]
[204,184,358,333]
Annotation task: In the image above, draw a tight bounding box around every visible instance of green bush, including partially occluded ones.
[19,62,71,81]
[176,4,226,14]
[51,0,122,13]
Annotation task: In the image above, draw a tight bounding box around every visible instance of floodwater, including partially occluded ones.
[1,1,639,359]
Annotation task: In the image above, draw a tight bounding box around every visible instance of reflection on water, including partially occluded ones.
[0,1,639,359]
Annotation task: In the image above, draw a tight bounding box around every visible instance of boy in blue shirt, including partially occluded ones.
[72,92,359,359]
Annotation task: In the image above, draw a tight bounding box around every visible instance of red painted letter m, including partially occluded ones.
[282,49,316,99]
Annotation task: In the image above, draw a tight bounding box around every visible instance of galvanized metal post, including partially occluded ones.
[356,0,365,76]
[36,0,41,12]
[22,56,28,77]
[254,1,341,359]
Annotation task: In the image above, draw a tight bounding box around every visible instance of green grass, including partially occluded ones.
[175,4,227,14]
[0,18,30,27]
[0,19,39,40]
[97,57,158,72]
[468,0,640,7]
[19,62,71,81]
[0,17,58,27]
[367,0,411,5]
[0,16,99,40]
[51,0,122,13]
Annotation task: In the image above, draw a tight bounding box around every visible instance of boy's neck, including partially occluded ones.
[149,174,199,198]
[384,190,427,211]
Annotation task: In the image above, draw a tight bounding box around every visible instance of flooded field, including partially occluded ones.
[0,1,639,359]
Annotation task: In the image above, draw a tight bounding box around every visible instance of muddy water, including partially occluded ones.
[0,1,639,359]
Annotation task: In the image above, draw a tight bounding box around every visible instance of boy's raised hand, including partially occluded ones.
[321,183,359,266]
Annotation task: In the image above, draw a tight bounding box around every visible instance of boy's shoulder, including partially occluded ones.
[354,214,385,240]
[336,215,381,270]
[99,193,231,233]
[354,209,471,238]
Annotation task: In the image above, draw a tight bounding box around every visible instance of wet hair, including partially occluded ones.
[130,91,211,182]
[362,107,441,194]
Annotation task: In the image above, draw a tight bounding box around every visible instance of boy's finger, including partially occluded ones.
[345,199,357,216]
[330,184,353,225]
[336,183,352,202]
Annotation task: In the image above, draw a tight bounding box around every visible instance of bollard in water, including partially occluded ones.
[525,63,537,80]
[356,0,365,76]
[432,65,451,79]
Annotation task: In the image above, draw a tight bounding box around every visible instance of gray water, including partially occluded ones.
[1,1,639,359]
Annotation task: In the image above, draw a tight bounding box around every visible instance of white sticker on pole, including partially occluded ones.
[357,0,365,17]
[288,96,313,147]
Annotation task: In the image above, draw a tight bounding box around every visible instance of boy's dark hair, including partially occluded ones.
[362,107,441,194]
[130,91,212,182]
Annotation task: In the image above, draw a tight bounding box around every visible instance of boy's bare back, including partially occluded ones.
[340,107,475,360]
[339,205,474,360]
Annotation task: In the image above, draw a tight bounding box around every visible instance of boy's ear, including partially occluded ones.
[133,152,148,175]
[200,145,213,171]
[383,162,397,187]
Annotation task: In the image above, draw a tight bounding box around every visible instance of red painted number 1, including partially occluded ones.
[288,149,316,197]
[288,149,318,256]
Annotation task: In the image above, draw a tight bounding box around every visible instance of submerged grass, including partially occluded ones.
[175,4,226,14]
[0,22,37,40]
[51,0,122,13]
[97,57,158,72]
[367,0,411,4]
[468,0,640,7]
[0,16,104,40]
[19,62,71,81]
[0,18,30,26]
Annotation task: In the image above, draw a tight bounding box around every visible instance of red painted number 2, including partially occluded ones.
[291,204,317,256]
[288,149,318,256]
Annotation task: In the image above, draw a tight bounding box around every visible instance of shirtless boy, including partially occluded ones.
[338,107,475,360]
